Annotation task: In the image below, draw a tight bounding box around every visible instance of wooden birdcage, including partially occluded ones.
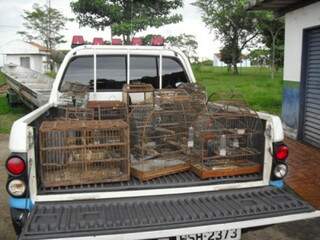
[190,98,264,179]
[39,120,129,187]
[122,84,155,108]
[87,101,128,120]
[62,107,94,120]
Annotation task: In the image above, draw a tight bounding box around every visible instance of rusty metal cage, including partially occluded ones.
[87,101,128,120]
[39,120,129,187]
[190,98,265,179]
[123,84,155,108]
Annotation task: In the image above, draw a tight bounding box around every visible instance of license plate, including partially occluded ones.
[177,229,241,240]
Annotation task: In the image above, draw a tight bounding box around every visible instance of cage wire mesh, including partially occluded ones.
[39,120,129,187]
[129,85,207,181]
[87,101,128,120]
[190,93,265,179]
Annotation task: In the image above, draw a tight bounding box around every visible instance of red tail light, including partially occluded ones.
[275,144,289,161]
[93,37,104,45]
[6,157,26,175]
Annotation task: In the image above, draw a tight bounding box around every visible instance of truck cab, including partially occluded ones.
[6,44,320,240]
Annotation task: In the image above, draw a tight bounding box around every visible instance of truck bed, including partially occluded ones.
[1,65,54,108]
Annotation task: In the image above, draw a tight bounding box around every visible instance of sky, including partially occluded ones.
[0,0,221,60]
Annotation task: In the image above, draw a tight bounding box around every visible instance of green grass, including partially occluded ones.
[0,72,6,86]
[193,66,283,115]
[0,73,29,134]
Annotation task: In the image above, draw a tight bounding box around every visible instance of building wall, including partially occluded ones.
[6,54,45,73]
[212,55,251,67]
[284,2,320,82]
[282,2,320,138]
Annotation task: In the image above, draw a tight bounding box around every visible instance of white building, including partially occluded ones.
[212,53,251,67]
[248,0,320,148]
[0,40,50,73]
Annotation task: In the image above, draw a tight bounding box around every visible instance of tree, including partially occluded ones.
[18,3,71,70]
[166,34,199,62]
[220,45,241,72]
[194,0,259,74]
[257,12,284,79]
[71,0,183,44]
[248,48,270,67]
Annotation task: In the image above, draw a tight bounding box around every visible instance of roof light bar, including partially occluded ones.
[93,37,104,45]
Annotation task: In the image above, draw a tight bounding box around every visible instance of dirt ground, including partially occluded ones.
[0,134,319,240]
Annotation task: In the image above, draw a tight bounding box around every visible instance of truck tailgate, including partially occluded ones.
[20,186,318,240]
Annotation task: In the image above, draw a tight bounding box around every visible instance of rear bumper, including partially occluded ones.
[19,186,319,240]
[58,211,320,240]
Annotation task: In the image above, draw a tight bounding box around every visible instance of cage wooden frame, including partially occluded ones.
[122,83,155,108]
[190,99,265,179]
[39,120,130,187]
[87,100,128,120]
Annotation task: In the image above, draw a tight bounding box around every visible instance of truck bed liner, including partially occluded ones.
[39,171,262,194]
[20,186,314,240]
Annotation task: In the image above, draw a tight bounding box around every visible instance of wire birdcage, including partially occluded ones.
[61,107,94,120]
[190,96,265,179]
[155,87,207,125]
[87,101,128,120]
[129,103,192,181]
[39,120,129,187]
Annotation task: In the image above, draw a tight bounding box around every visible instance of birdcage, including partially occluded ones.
[39,120,129,187]
[177,82,207,104]
[61,107,94,120]
[190,98,265,179]
[155,86,207,126]
[129,102,192,181]
[87,101,128,120]
[122,84,154,108]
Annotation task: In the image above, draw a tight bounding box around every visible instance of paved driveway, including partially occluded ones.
[0,134,319,240]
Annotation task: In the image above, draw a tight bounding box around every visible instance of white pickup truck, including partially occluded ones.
[6,44,320,240]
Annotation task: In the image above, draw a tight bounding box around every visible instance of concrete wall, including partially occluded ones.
[5,54,45,73]
[282,2,320,139]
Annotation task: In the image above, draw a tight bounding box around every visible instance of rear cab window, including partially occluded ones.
[59,53,189,92]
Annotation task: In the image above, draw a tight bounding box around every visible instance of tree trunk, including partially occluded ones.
[233,62,239,75]
[231,42,239,75]
[232,54,239,75]
[124,34,131,45]
[271,34,276,80]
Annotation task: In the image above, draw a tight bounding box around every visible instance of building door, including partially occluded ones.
[301,26,320,148]
[20,57,30,69]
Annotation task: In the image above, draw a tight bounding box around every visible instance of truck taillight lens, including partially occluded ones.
[7,179,26,197]
[6,157,26,175]
[275,144,289,161]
